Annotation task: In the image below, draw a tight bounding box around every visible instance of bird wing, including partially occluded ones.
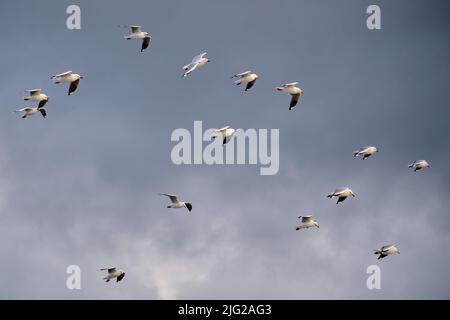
[237,71,251,77]
[39,108,47,118]
[141,36,151,51]
[381,245,394,251]
[285,82,298,87]
[16,107,32,112]
[302,215,313,222]
[116,273,125,282]
[68,79,80,95]
[245,80,256,91]
[27,89,41,96]
[131,25,141,33]
[183,63,198,76]
[38,100,48,109]
[52,70,72,78]
[217,126,230,132]
[160,193,178,203]
[99,267,116,273]
[289,93,300,109]
[192,52,207,63]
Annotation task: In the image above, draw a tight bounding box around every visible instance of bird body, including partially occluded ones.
[160,193,192,212]
[327,187,355,204]
[211,126,236,145]
[296,215,319,230]
[182,52,209,77]
[23,89,49,108]
[124,25,151,52]
[408,160,430,172]
[51,71,83,95]
[353,146,378,160]
[232,71,259,91]
[374,245,400,259]
[15,107,47,119]
[276,82,303,110]
[100,267,125,282]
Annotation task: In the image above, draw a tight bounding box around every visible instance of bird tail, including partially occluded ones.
[327,194,333,198]
[234,79,242,85]
[353,151,359,157]
[373,250,381,255]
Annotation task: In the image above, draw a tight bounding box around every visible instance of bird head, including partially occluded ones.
[351,191,356,197]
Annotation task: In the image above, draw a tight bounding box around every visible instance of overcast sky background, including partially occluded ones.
[0,0,449,299]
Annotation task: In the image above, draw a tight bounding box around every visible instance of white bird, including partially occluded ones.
[124,25,151,52]
[296,215,319,230]
[182,52,210,77]
[23,89,49,108]
[276,82,303,110]
[231,71,259,91]
[408,160,430,172]
[211,126,236,145]
[15,106,47,119]
[51,70,83,95]
[374,245,400,260]
[327,187,355,204]
[160,193,192,212]
[99,267,125,282]
[353,146,379,160]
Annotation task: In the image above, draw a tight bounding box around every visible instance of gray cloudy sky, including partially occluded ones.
[0,0,449,299]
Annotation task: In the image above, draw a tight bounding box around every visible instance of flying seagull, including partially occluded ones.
[296,215,319,230]
[99,267,125,282]
[51,70,83,95]
[353,146,379,160]
[327,188,355,204]
[374,245,400,260]
[231,71,259,91]
[211,126,236,145]
[160,193,192,212]
[15,106,46,119]
[276,82,303,110]
[124,25,151,52]
[23,89,49,108]
[182,52,210,77]
[408,160,430,172]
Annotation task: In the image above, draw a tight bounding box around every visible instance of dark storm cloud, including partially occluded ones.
[0,0,449,299]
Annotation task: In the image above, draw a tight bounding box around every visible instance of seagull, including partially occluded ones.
[51,71,83,95]
[276,82,303,110]
[211,126,236,145]
[353,146,379,160]
[296,215,319,230]
[99,267,125,282]
[124,25,151,52]
[231,71,259,91]
[374,245,400,260]
[23,89,49,108]
[15,106,47,119]
[408,160,430,172]
[327,188,355,204]
[160,193,192,212]
[182,52,210,77]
